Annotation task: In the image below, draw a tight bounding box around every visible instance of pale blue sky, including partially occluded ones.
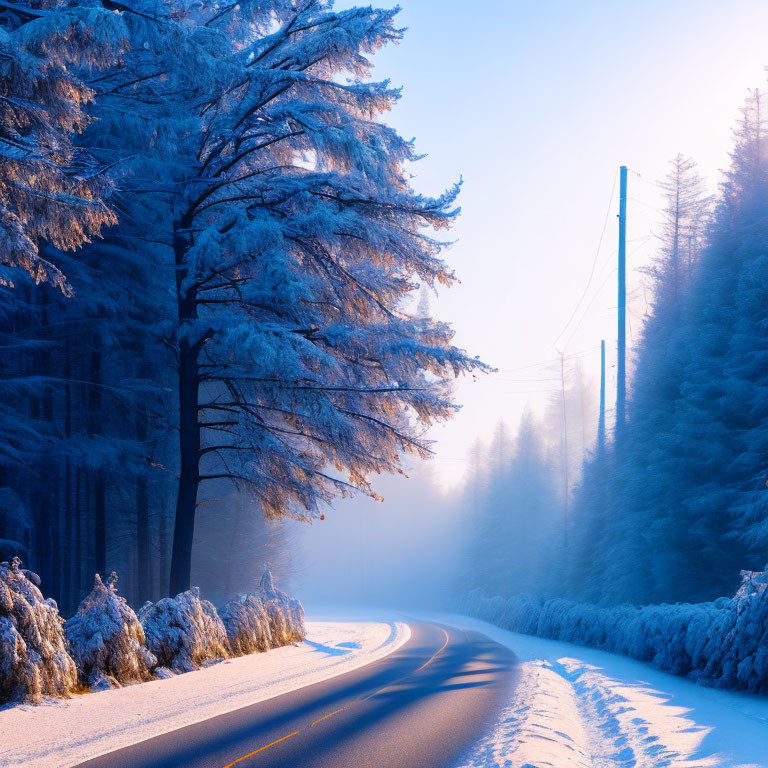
[339,0,768,484]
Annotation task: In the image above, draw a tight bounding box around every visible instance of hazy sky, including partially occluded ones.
[336,0,768,487]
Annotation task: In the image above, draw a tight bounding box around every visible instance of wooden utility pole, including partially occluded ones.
[616,165,628,433]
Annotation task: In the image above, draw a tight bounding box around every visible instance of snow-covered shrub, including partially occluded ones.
[65,573,156,689]
[257,565,305,645]
[722,585,768,693]
[461,567,768,695]
[221,594,272,656]
[140,587,228,673]
[0,558,77,703]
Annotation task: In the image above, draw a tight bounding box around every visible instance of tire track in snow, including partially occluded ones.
[553,658,719,768]
[456,660,593,768]
[457,658,731,768]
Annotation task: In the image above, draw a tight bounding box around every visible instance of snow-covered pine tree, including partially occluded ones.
[0,0,124,292]
[74,0,487,595]
[462,413,561,598]
[653,155,711,301]
[571,91,768,605]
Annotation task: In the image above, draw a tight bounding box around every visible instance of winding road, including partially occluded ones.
[75,622,518,768]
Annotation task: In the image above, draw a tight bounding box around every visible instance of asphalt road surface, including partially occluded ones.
[76,621,519,768]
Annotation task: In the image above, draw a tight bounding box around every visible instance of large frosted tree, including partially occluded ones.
[75,0,484,595]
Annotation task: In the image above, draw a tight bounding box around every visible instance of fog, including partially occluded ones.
[289,468,465,611]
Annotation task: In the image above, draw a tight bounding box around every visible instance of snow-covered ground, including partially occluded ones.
[6,610,768,768]
[436,614,768,768]
[0,619,409,768]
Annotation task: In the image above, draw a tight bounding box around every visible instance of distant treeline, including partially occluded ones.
[463,90,768,607]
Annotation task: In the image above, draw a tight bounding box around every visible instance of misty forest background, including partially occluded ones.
[4,0,768,622]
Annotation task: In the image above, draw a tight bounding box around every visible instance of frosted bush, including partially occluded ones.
[65,572,156,689]
[140,587,228,673]
[257,565,305,645]
[461,567,768,695]
[727,586,768,693]
[221,594,272,656]
[0,558,77,703]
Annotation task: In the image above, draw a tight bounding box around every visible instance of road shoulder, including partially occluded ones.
[0,620,410,768]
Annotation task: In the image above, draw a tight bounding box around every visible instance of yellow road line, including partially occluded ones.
[311,707,346,727]
[360,626,451,701]
[414,628,450,672]
[220,731,301,768]
[220,625,452,766]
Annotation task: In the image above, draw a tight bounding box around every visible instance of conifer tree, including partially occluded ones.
[0,0,124,292]
[74,0,485,594]
[571,91,768,604]
[654,154,710,300]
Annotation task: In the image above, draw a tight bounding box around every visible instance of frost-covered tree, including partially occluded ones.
[653,154,711,301]
[570,91,768,605]
[0,0,124,292]
[72,0,484,595]
[167,1,483,594]
[0,0,483,603]
[462,414,562,598]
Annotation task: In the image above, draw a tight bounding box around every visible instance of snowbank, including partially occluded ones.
[461,568,768,694]
[0,619,410,768]
[65,573,156,689]
[433,613,768,768]
[459,659,593,768]
[0,558,77,704]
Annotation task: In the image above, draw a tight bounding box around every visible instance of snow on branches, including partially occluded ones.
[65,572,156,690]
[257,564,305,645]
[0,1,126,291]
[463,566,768,695]
[138,587,229,674]
[138,570,305,671]
[221,566,305,655]
[221,593,273,656]
[0,557,77,703]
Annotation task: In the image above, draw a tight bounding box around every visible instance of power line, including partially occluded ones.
[562,235,656,350]
[552,170,618,351]
[483,377,561,382]
[496,345,600,375]
[629,196,664,215]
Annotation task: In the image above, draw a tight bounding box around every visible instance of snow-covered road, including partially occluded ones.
[4,612,768,768]
[0,620,409,768]
[436,615,768,768]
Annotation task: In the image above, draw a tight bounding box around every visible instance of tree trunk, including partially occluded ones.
[75,466,82,600]
[88,347,107,577]
[62,340,74,612]
[169,356,199,595]
[169,218,201,596]
[136,400,151,601]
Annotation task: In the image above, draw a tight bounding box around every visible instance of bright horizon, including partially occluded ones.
[339,0,768,487]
